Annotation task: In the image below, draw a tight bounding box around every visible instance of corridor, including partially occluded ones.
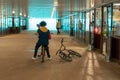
[0,30,120,80]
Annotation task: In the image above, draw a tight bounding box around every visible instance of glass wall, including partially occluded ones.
[75,13,80,40]
[100,3,113,57]
[74,14,78,38]
[85,12,90,44]
[95,8,102,35]
[113,2,120,36]
[79,12,86,43]
[62,17,70,35]
[93,7,102,49]
[89,9,95,50]
[0,0,28,36]
[0,1,9,36]
[110,2,120,61]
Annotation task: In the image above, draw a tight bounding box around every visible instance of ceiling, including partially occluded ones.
[1,0,120,19]
[0,0,90,19]
[28,0,55,18]
[11,0,120,19]
[28,0,88,19]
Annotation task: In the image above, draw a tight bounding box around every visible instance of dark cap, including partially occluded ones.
[39,21,47,26]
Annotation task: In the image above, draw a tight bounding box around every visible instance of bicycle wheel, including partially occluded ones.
[59,52,72,62]
[68,50,81,57]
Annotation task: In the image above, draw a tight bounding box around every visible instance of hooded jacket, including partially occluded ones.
[37,26,50,45]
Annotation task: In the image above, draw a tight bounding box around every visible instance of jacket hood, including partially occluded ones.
[39,26,48,32]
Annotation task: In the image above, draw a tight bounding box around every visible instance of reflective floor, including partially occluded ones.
[0,30,120,80]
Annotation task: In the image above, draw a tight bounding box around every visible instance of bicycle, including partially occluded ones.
[56,38,72,62]
[56,38,81,61]
[38,45,45,63]
[68,49,82,57]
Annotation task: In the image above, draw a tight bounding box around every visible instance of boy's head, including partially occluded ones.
[40,21,47,26]
[37,21,47,27]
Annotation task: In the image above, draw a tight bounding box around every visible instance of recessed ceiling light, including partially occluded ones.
[114,3,120,6]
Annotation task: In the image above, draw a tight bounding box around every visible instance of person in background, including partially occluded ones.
[32,21,51,60]
[78,20,82,29]
[56,19,61,35]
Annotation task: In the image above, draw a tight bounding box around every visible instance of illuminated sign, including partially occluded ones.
[94,27,99,33]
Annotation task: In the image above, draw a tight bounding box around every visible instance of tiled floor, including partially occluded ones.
[0,30,120,80]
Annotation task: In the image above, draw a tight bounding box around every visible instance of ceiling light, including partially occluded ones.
[51,7,56,18]
[114,3,120,6]
[19,13,22,16]
[12,11,15,14]
[54,0,58,7]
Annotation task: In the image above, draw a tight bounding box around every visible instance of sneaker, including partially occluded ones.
[32,57,37,60]
[48,57,52,60]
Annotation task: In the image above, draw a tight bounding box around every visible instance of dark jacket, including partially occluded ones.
[37,26,50,45]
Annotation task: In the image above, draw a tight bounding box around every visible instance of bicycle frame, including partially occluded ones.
[56,38,72,62]
[38,45,45,63]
